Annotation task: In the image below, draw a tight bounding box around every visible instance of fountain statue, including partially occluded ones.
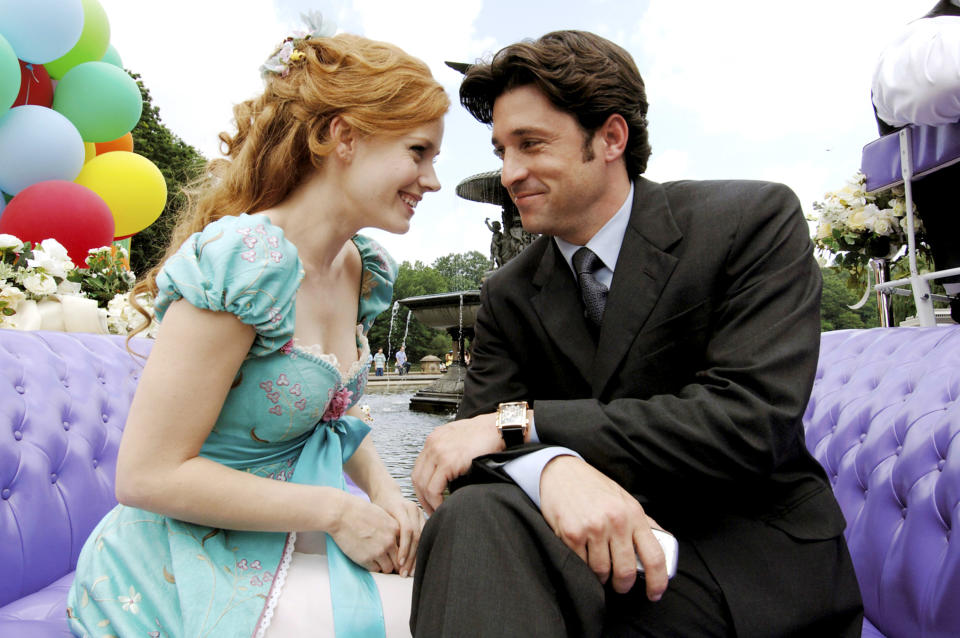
[401,169,538,413]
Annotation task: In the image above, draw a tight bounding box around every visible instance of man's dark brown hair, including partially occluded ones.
[460,30,651,177]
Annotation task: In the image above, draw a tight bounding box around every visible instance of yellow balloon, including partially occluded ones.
[74,151,167,238]
[83,142,96,163]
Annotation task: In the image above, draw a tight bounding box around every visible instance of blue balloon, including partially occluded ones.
[0,0,84,64]
[0,105,85,194]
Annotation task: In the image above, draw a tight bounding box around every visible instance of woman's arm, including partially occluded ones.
[115,299,403,571]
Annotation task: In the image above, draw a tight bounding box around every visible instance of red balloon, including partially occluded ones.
[0,180,115,265]
[13,61,54,108]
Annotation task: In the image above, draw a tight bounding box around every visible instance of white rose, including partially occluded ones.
[0,234,23,251]
[28,243,75,279]
[816,222,834,240]
[21,272,57,296]
[873,216,893,236]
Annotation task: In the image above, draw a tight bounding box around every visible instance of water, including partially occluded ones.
[359,389,451,500]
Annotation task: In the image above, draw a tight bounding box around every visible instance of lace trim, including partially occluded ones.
[292,325,371,383]
[252,531,298,638]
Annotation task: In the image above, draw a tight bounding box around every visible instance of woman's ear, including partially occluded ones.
[330,116,356,161]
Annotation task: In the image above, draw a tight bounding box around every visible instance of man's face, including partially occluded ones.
[491,85,605,243]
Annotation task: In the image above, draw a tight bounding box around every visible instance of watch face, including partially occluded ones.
[498,402,527,425]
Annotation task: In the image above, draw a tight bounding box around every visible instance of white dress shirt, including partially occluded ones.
[872,15,960,128]
[502,183,634,508]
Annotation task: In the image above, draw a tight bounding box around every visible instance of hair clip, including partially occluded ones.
[260,11,337,79]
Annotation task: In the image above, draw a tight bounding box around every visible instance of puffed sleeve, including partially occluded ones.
[153,214,304,357]
[353,235,398,334]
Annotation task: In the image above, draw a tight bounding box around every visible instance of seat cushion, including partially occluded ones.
[0,572,72,637]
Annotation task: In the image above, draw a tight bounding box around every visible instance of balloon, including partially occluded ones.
[0,34,19,110]
[12,60,53,108]
[52,62,142,143]
[95,132,133,155]
[0,105,85,194]
[0,0,84,65]
[43,0,111,80]
[83,142,96,163]
[0,180,114,264]
[75,152,167,238]
[100,44,123,68]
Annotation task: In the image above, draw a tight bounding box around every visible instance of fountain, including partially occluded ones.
[401,170,538,413]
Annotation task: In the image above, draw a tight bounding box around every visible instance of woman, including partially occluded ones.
[67,20,448,638]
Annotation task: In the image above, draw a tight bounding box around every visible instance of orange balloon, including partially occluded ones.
[95,132,134,154]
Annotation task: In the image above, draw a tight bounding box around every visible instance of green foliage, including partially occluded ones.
[431,251,491,291]
[71,246,137,308]
[126,71,206,276]
[820,267,880,331]
[367,252,489,365]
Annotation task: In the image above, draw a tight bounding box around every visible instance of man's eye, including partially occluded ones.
[410,146,425,158]
[493,148,504,159]
[521,140,541,150]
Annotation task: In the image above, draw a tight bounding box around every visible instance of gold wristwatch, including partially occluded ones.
[496,401,529,448]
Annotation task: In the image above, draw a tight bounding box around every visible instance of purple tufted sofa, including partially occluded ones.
[2,326,959,637]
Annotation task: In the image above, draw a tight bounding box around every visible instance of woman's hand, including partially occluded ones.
[327,494,402,574]
[372,491,425,577]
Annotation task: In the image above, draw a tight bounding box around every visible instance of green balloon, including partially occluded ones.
[100,44,123,68]
[43,0,110,80]
[0,35,20,111]
[52,61,142,143]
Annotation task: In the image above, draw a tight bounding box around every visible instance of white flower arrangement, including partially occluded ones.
[0,234,158,337]
[809,172,930,287]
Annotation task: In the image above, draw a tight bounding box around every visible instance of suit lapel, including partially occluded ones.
[531,240,596,380]
[591,178,682,396]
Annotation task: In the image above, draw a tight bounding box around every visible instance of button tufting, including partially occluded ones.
[939,459,946,471]
[92,459,98,468]
[901,508,907,519]
[0,488,9,500]
[15,385,24,393]
[49,473,57,483]
[63,421,70,430]
[61,379,69,388]
[13,431,22,441]
[896,445,903,455]
[860,433,867,442]
[101,414,108,422]
[98,377,106,384]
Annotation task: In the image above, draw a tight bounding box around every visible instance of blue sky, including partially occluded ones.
[99,0,930,264]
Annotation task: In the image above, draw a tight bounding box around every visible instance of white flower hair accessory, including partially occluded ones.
[260,11,337,79]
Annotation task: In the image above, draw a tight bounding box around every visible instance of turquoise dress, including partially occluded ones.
[67,214,398,638]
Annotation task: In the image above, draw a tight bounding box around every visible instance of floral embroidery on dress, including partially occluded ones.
[322,386,353,421]
[118,586,141,614]
[241,249,257,262]
[242,235,258,248]
[279,339,295,356]
[268,307,282,324]
[360,269,378,300]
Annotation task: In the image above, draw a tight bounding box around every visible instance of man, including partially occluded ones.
[373,347,386,377]
[871,0,960,321]
[411,30,861,637]
[396,345,409,375]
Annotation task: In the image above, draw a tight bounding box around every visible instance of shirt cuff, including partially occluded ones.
[502,447,582,509]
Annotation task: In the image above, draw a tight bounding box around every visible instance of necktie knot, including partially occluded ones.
[572,247,608,328]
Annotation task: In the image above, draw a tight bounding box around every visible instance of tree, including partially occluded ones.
[820,267,879,331]
[127,71,206,276]
[431,251,490,291]
[367,261,453,366]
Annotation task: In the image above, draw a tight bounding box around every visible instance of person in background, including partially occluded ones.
[871,0,960,322]
[66,14,448,638]
[374,346,387,377]
[410,29,860,637]
[395,344,409,375]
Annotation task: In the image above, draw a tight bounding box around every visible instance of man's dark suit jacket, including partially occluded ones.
[455,177,859,636]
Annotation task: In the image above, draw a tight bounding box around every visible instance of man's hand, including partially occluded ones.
[412,413,503,514]
[539,456,670,601]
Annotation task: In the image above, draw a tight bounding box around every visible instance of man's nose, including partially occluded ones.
[500,151,527,190]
